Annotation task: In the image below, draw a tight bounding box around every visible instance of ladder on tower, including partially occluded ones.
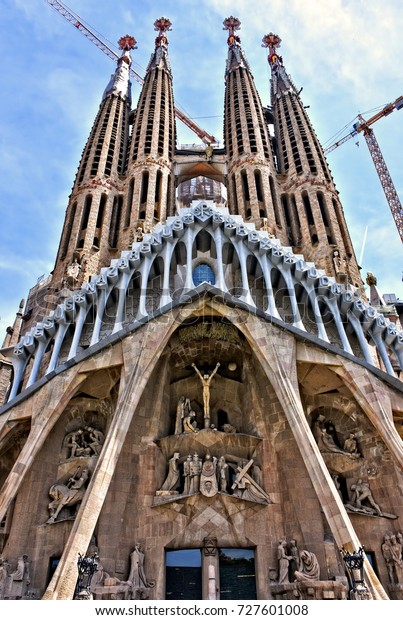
[45,0,218,145]
[324,96,403,243]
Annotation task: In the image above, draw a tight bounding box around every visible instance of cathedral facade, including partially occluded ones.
[0,17,403,601]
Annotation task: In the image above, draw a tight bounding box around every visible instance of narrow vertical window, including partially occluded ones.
[109,195,123,248]
[93,194,106,248]
[60,201,77,259]
[140,171,149,205]
[269,176,281,227]
[76,195,92,249]
[232,176,238,214]
[254,170,264,202]
[125,178,135,227]
[241,170,250,202]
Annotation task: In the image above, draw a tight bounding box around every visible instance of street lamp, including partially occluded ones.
[74,553,98,600]
[339,546,369,600]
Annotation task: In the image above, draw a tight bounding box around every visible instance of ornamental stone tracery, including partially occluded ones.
[1,205,402,406]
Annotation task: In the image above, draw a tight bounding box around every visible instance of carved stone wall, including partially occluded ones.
[0,302,402,600]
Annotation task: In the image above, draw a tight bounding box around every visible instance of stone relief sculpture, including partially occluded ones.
[183,454,192,495]
[66,259,81,281]
[381,532,403,586]
[232,459,271,503]
[200,453,218,497]
[289,539,302,581]
[312,415,360,459]
[334,478,398,519]
[293,550,320,582]
[189,453,203,494]
[173,394,237,436]
[333,249,347,279]
[155,453,270,504]
[183,410,198,433]
[343,433,360,457]
[344,479,387,519]
[90,546,155,601]
[277,540,292,584]
[47,467,90,524]
[10,555,30,597]
[159,453,181,493]
[0,554,31,599]
[389,534,403,584]
[348,479,382,515]
[0,557,9,599]
[134,227,144,243]
[273,541,320,586]
[66,430,84,458]
[382,534,395,584]
[174,396,191,434]
[85,426,104,456]
[64,426,104,459]
[217,456,229,493]
[192,362,220,427]
[127,544,156,597]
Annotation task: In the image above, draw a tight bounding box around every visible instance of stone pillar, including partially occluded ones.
[202,538,219,600]
[43,318,175,600]
[240,315,388,600]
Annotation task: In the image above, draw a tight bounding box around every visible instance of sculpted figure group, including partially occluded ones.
[344,478,396,519]
[331,473,396,520]
[312,415,360,459]
[89,543,155,601]
[157,452,269,503]
[381,532,403,585]
[276,539,320,585]
[64,426,104,459]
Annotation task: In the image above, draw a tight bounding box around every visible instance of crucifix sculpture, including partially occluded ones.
[191,362,220,428]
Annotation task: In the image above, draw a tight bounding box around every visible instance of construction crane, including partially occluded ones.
[45,0,218,145]
[324,96,403,242]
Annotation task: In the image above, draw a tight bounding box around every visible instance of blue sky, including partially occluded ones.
[0,0,402,343]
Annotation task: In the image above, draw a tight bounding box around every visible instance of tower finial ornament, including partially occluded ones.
[118,35,137,52]
[223,16,241,47]
[262,32,292,97]
[262,33,283,68]
[154,17,172,48]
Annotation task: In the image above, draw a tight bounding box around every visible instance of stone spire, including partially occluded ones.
[262,33,294,98]
[147,16,173,76]
[0,298,25,406]
[1,299,25,348]
[263,32,362,288]
[102,35,136,104]
[223,17,280,231]
[50,35,136,298]
[224,15,250,74]
[126,17,176,228]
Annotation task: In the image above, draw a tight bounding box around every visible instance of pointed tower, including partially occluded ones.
[0,299,25,405]
[223,17,283,234]
[263,33,362,287]
[126,17,176,231]
[1,16,403,605]
[51,35,136,293]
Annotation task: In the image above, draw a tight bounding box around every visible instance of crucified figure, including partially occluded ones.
[192,362,220,427]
